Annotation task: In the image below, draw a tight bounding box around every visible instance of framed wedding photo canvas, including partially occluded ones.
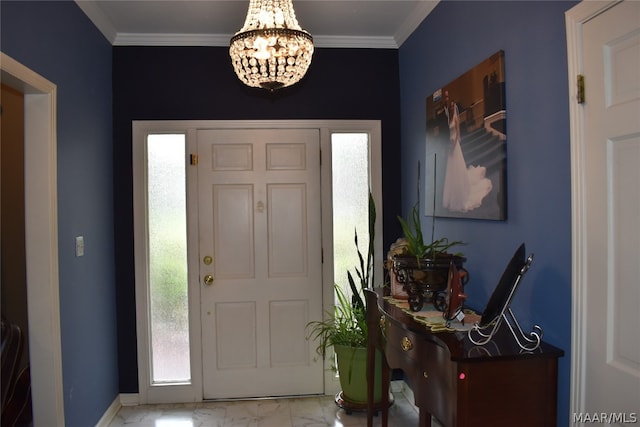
[424,50,507,220]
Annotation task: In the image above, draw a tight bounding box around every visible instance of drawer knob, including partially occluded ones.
[401,336,413,351]
[379,316,387,336]
[423,371,428,379]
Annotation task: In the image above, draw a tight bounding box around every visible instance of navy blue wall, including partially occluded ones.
[2,0,578,424]
[1,1,118,426]
[112,46,403,392]
[399,1,578,425]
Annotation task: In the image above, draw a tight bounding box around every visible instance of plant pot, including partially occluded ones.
[392,254,467,311]
[334,344,383,406]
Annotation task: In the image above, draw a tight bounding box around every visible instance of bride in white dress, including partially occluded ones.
[442,101,493,212]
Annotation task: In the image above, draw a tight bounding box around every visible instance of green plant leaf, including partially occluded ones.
[305,191,377,358]
[348,271,364,312]
[397,203,464,258]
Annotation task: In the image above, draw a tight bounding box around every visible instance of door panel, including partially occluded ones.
[198,128,323,399]
[268,183,308,276]
[269,300,310,366]
[215,301,256,369]
[213,184,255,279]
[212,143,253,171]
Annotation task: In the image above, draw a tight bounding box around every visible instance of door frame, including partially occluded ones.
[565,0,619,417]
[0,52,65,425]
[132,119,383,403]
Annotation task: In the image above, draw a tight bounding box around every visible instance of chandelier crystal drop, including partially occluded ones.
[230,0,314,91]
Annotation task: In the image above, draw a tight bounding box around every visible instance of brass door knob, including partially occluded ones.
[203,274,215,286]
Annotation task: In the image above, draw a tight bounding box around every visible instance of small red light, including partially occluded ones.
[459,373,466,380]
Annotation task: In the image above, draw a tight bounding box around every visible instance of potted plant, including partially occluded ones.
[392,203,467,311]
[306,193,385,411]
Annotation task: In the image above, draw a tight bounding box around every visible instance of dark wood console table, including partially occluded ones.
[365,289,563,427]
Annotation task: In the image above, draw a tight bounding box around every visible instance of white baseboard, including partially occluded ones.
[94,393,140,427]
[94,396,121,427]
[120,393,140,406]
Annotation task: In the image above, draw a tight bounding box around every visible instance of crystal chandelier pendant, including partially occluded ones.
[230,0,314,91]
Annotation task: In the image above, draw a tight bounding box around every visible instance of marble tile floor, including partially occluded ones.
[107,390,443,427]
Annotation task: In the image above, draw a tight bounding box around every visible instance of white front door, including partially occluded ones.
[569,0,640,421]
[197,128,324,399]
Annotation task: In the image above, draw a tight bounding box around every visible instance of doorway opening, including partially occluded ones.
[0,52,65,424]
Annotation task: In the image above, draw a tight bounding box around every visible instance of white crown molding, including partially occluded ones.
[314,35,398,49]
[112,32,399,49]
[395,0,439,47]
[75,0,117,43]
[113,33,232,47]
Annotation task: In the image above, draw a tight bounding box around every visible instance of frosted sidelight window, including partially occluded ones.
[331,133,370,302]
[147,134,191,384]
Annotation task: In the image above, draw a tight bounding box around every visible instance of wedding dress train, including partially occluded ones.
[442,108,493,213]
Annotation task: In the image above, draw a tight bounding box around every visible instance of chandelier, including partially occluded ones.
[229,0,314,91]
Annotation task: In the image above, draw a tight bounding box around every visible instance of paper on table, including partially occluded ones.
[384,296,480,332]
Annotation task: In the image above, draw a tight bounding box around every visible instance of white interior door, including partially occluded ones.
[573,0,640,420]
[197,128,323,399]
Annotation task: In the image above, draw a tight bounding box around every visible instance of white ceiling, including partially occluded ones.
[75,0,439,49]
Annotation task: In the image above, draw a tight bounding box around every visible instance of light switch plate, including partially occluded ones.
[75,236,84,257]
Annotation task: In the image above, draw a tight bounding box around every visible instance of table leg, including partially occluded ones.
[419,408,432,427]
